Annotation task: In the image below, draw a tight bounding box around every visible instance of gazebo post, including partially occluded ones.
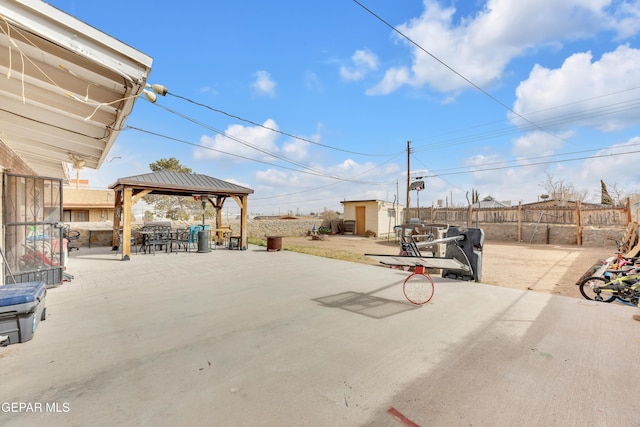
[239,195,249,249]
[213,196,226,244]
[112,189,123,251]
[121,187,133,260]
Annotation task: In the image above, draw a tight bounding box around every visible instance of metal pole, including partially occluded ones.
[406,140,411,222]
[0,246,16,283]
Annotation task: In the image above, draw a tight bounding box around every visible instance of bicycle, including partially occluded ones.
[578,268,640,304]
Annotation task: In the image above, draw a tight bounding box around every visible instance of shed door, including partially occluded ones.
[355,206,366,236]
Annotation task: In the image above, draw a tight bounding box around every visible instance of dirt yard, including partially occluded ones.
[281,235,612,299]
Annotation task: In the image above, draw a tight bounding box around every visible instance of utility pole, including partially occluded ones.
[405,140,411,223]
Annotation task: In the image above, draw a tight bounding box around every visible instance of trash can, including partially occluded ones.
[266,236,282,252]
[197,230,210,253]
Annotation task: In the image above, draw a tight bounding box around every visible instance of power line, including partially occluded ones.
[352,0,580,148]
[426,147,640,177]
[125,125,322,175]
[429,141,640,174]
[146,101,402,185]
[166,92,403,157]
[407,88,640,154]
[125,124,398,186]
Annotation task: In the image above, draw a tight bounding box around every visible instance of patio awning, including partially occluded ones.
[0,0,152,179]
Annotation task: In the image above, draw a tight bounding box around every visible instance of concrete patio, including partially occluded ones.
[1,245,639,426]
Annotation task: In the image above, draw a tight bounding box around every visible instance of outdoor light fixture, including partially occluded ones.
[68,154,86,189]
[142,83,169,103]
[149,84,168,96]
[68,154,86,169]
[143,90,157,103]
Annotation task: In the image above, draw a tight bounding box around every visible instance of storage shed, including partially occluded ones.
[340,199,402,238]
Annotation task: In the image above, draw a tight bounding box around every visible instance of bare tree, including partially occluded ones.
[539,172,588,202]
[603,181,639,206]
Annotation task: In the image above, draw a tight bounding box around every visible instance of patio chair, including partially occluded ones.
[189,225,203,245]
[146,227,171,255]
[173,228,194,253]
[63,226,80,251]
[115,231,138,256]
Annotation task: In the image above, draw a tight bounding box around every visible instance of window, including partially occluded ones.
[63,210,90,222]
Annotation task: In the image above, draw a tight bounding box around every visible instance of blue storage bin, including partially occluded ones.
[0,281,46,345]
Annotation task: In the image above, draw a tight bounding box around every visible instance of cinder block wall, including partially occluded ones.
[242,219,321,238]
[478,223,623,248]
[67,219,624,248]
[66,219,324,248]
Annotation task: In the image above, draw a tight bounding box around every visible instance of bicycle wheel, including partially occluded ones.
[579,276,616,302]
[403,272,435,305]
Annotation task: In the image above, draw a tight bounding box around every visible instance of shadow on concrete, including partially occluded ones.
[313,277,419,319]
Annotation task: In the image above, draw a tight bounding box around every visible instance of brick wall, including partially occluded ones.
[0,141,37,175]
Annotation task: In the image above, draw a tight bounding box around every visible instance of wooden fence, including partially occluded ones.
[406,200,631,246]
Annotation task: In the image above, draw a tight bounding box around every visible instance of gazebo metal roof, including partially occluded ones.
[109,171,254,196]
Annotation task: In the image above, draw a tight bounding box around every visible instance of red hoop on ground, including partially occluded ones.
[402,266,434,305]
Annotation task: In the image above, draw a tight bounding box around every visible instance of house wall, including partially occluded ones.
[0,141,38,176]
[89,208,114,222]
[64,208,115,222]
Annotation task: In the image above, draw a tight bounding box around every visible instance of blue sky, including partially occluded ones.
[49,0,640,215]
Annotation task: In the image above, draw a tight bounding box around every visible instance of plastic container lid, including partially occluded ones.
[0,281,46,307]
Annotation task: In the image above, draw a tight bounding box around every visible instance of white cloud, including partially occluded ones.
[512,131,573,158]
[255,168,290,187]
[353,49,379,69]
[282,132,317,162]
[304,70,322,92]
[366,67,410,95]
[453,136,640,205]
[249,158,404,214]
[456,150,559,203]
[252,70,276,97]
[607,1,640,39]
[339,66,364,81]
[193,119,280,162]
[370,0,640,95]
[578,137,640,188]
[511,45,640,132]
[340,49,379,81]
[193,120,318,166]
[198,86,218,96]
